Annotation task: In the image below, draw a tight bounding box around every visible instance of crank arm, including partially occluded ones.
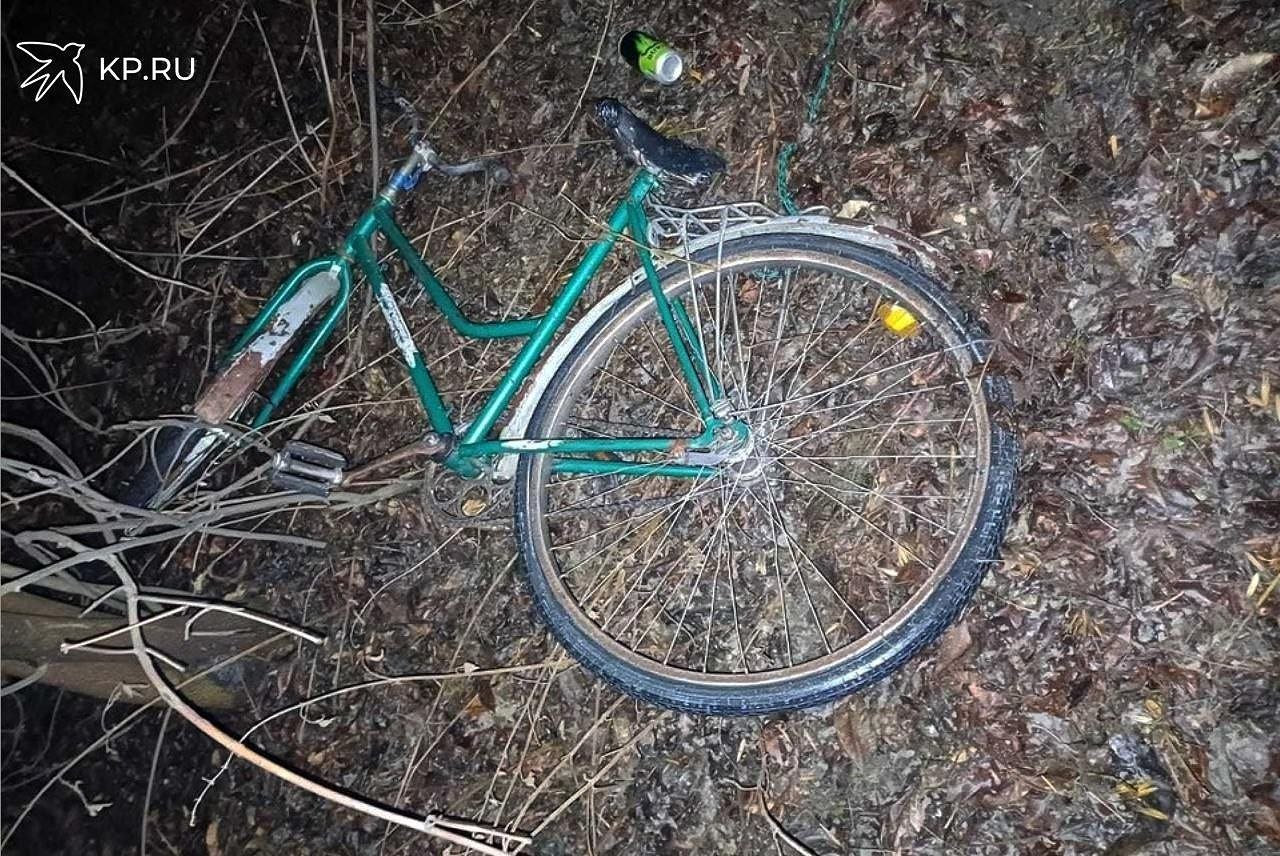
[340,432,452,487]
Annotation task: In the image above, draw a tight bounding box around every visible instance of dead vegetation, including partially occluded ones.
[2,0,1277,854]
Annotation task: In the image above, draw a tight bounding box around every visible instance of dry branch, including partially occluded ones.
[0,163,206,294]
[2,421,524,854]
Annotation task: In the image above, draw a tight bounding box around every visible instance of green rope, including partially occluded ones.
[776,0,853,215]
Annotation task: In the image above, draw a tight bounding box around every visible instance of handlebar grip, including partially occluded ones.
[488,164,514,185]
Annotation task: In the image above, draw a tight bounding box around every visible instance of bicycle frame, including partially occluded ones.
[224,170,727,480]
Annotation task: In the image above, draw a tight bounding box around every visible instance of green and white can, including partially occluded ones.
[619,30,683,85]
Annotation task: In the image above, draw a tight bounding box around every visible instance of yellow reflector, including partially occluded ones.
[877,303,920,337]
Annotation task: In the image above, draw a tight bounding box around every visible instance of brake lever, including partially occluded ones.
[428,154,513,186]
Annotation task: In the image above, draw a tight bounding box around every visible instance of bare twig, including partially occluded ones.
[60,607,188,653]
[41,531,520,854]
[138,593,325,644]
[0,273,101,346]
[549,0,614,147]
[138,2,248,169]
[354,528,465,621]
[178,134,320,262]
[1,626,289,845]
[72,643,187,673]
[426,0,542,132]
[57,776,112,817]
[365,0,380,198]
[518,718,660,849]
[0,155,226,218]
[1,329,106,433]
[140,709,172,856]
[251,6,318,177]
[0,508,325,597]
[511,695,630,829]
[194,661,561,819]
[309,0,339,211]
[0,664,48,698]
[755,789,822,856]
[0,163,206,294]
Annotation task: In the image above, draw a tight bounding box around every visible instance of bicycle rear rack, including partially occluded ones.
[646,201,811,245]
[646,199,949,274]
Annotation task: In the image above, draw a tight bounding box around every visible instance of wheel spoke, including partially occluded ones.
[521,246,999,703]
[759,480,834,654]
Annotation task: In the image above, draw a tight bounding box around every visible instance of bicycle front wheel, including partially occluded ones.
[514,226,1017,714]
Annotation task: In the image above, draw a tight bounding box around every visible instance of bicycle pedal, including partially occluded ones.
[271,441,347,497]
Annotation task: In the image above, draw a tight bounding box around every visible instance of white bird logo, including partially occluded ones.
[16,42,86,104]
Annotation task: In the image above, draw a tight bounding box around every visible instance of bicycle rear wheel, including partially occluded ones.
[514,226,1017,714]
[125,270,341,509]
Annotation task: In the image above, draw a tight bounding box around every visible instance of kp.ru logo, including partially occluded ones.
[17,42,195,104]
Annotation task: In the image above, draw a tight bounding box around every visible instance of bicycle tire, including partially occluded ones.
[124,425,227,509]
[514,226,1018,715]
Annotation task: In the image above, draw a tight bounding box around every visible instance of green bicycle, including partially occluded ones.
[129,96,1017,715]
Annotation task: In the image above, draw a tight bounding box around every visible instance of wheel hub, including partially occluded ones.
[727,449,769,482]
[681,419,772,483]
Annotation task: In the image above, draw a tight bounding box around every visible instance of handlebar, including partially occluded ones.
[382,140,512,201]
[357,70,511,201]
[432,153,513,185]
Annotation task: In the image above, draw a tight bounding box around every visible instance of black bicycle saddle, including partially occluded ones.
[594,98,727,188]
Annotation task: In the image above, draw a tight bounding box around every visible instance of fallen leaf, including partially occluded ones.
[837,198,873,219]
[1254,804,1280,845]
[934,620,973,673]
[1195,52,1278,119]
[761,720,793,766]
[860,0,920,32]
[462,679,496,719]
[833,701,871,761]
[969,248,995,271]
[896,542,913,567]
[1256,574,1279,608]
[966,679,1004,712]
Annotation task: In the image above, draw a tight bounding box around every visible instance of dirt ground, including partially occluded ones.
[2,0,1278,854]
